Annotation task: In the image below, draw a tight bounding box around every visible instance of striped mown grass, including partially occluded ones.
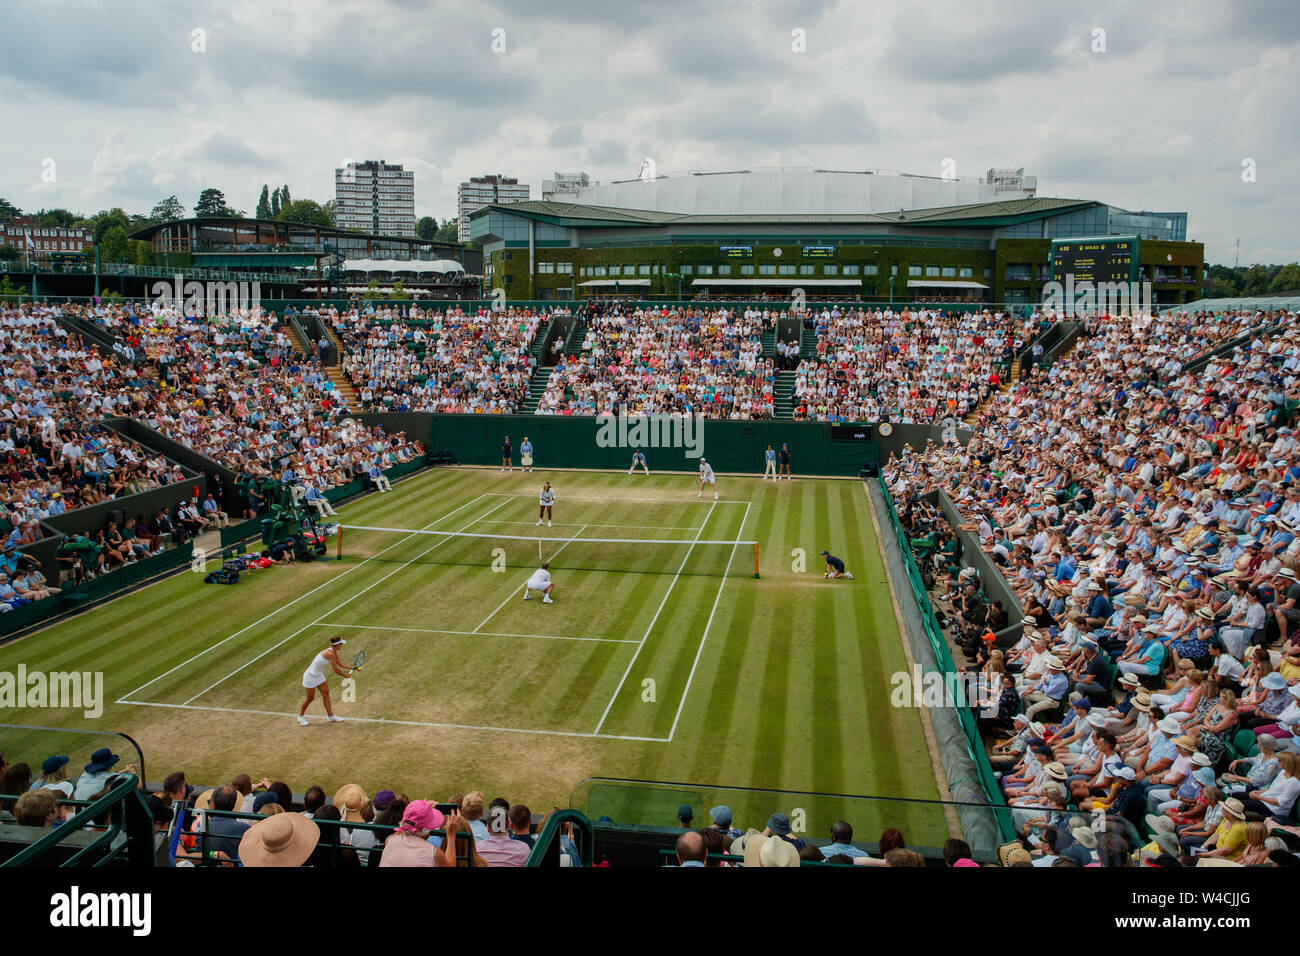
[0,466,949,844]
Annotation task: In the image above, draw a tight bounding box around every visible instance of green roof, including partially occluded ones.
[472,197,1097,231]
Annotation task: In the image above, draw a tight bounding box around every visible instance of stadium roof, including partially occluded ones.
[470,197,1097,231]
[128,216,468,249]
[1183,295,1300,313]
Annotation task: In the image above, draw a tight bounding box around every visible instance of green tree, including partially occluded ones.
[98,224,130,264]
[281,184,291,208]
[256,185,272,219]
[321,199,338,227]
[194,188,240,218]
[0,197,20,222]
[149,195,185,223]
[87,208,131,246]
[271,187,282,217]
[389,280,411,300]
[415,216,438,241]
[1269,263,1300,293]
[433,218,458,243]
[34,208,79,228]
[1241,264,1272,297]
[277,199,333,228]
[0,244,19,262]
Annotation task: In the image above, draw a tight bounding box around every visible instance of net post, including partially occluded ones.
[336,524,343,561]
[753,541,760,579]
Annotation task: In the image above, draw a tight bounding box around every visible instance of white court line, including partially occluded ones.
[115,698,670,742]
[591,500,717,735]
[471,523,590,633]
[316,622,638,645]
[667,501,752,742]
[472,520,706,532]
[179,496,516,705]
[115,487,493,703]
[555,495,747,504]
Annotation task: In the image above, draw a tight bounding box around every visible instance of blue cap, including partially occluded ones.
[677,804,693,821]
[1073,698,1093,710]
[709,805,732,826]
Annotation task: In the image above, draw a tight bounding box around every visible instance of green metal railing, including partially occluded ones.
[875,477,1014,843]
[1,774,155,867]
[524,809,593,867]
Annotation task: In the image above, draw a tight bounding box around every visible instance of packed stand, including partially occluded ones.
[332,304,546,414]
[535,305,775,418]
[886,307,1300,866]
[792,307,1036,424]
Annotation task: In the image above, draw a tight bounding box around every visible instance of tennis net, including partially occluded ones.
[336,524,760,578]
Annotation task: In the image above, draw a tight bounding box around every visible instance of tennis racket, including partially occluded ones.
[351,649,366,673]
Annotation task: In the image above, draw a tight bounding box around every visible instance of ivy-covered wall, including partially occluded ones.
[488,235,1204,304]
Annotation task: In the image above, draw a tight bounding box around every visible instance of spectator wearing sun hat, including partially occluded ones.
[1194,797,1249,861]
[72,747,120,800]
[743,832,800,868]
[1022,655,1069,721]
[238,812,320,868]
[1222,733,1282,796]
[378,800,448,867]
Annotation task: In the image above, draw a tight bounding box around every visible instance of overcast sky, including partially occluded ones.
[2,0,1297,264]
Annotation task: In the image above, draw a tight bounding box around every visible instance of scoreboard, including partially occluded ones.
[1049,236,1138,284]
[802,245,836,258]
[718,245,753,258]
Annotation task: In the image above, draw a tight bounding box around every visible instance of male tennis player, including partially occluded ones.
[628,449,650,475]
[520,436,534,472]
[821,550,854,579]
[697,458,718,500]
[523,561,555,603]
[297,636,355,726]
[536,481,555,526]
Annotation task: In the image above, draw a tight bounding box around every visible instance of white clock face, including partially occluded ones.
[878,422,893,436]
[772,247,782,258]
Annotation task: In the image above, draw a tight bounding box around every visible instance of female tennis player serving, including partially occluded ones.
[297,636,356,726]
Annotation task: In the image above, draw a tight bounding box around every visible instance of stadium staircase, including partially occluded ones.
[529,317,552,363]
[799,327,819,360]
[760,327,776,359]
[961,356,1020,426]
[521,368,552,414]
[773,370,797,419]
[320,326,359,411]
[564,317,587,355]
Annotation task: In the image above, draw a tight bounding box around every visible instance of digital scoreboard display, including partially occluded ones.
[802,245,836,258]
[1050,238,1136,284]
[718,245,753,258]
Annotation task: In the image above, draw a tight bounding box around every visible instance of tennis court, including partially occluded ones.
[1,466,949,841]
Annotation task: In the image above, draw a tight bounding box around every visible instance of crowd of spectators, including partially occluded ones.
[1,306,171,535]
[887,307,1300,865]
[792,307,1036,424]
[535,305,775,418]
[333,304,545,414]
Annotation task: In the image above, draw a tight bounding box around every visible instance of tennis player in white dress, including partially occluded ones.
[297,636,355,726]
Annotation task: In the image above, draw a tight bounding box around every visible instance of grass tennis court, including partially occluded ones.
[0,467,949,842]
